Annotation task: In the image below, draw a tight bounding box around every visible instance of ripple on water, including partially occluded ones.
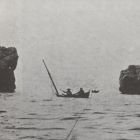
[51,104,63,107]
[116,115,130,120]
[84,126,96,129]
[28,113,37,115]
[83,108,91,111]
[60,116,83,121]
[117,139,130,140]
[135,114,140,117]
[42,99,53,102]
[73,112,86,116]
[117,115,132,118]
[30,100,37,102]
[129,128,140,131]
[19,136,48,140]
[17,117,58,120]
[92,112,107,114]
[47,139,64,140]
[124,103,131,106]
[0,110,7,114]
[19,136,36,140]
[5,126,65,131]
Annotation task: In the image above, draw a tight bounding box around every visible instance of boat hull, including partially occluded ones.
[56,91,90,98]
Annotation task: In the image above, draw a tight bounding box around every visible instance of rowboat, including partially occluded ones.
[42,59,91,98]
[56,91,90,98]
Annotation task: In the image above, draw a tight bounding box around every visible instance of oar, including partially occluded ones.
[42,59,59,96]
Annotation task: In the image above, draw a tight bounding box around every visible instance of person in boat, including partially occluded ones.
[79,88,85,95]
[75,88,85,96]
[62,88,72,96]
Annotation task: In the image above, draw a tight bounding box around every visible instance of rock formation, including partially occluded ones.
[0,46,18,92]
[119,65,140,94]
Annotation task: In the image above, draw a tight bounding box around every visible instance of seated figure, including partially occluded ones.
[75,88,85,96]
[62,88,72,96]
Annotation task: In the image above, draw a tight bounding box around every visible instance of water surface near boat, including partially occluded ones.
[0,91,140,140]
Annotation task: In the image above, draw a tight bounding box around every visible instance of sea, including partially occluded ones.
[0,84,140,140]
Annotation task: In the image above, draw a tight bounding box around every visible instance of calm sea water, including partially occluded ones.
[0,90,140,140]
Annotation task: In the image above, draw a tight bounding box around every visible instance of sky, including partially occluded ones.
[0,0,140,94]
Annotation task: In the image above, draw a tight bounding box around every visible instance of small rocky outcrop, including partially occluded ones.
[0,46,18,92]
[119,65,140,94]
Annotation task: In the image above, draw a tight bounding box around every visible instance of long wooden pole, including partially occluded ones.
[42,59,59,96]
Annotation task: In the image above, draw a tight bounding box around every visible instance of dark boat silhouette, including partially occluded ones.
[42,59,90,98]
[57,90,90,98]
[92,90,99,93]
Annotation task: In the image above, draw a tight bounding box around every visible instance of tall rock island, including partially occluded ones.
[0,46,18,92]
[119,65,140,94]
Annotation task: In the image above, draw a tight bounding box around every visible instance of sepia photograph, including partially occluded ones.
[0,0,140,140]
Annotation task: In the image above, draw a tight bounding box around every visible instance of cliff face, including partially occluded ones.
[119,65,140,94]
[0,47,18,92]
